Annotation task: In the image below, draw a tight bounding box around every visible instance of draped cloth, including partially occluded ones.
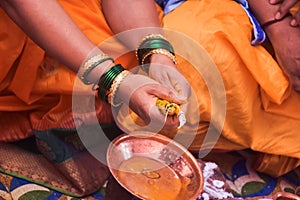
[155,0,267,45]
[0,0,300,196]
[118,0,300,177]
[161,0,300,177]
[0,0,124,196]
[0,0,116,142]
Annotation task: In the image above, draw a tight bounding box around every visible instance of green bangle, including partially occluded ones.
[138,40,174,56]
[101,65,124,91]
[137,38,175,65]
[81,57,114,85]
[141,39,175,54]
[96,64,125,102]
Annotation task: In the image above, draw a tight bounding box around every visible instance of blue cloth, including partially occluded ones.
[234,0,267,45]
[155,0,266,46]
[155,0,185,15]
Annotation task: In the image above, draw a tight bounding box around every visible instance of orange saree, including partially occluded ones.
[0,0,126,196]
[163,0,300,176]
[117,0,300,177]
[0,0,118,142]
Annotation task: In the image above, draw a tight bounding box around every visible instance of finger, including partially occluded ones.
[163,115,180,131]
[147,103,169,132]
[149,65,175,88]
[291,9,300,26]
[157,75,189,103]
[172,80,191,100]
[170,82,189,115]
[163,66,191,99]
[269,0,283,4]
[117,74,159,106]
[150,85,184,105]
[160,78,178,94]
[275,0,298,19]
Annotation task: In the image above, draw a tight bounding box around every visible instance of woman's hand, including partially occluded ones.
[116,73,185,132]
[148,54,191,108]
[270,0,300,26]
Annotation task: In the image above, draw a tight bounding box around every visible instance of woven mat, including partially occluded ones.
[0,150,299,200]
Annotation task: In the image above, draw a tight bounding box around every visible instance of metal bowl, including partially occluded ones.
[106,132,204,200]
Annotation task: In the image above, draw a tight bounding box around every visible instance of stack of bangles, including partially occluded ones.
[78,53,131,107]
[135,33,177,73]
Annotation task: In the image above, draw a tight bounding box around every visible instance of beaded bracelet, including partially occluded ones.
[106,70,131,107]
[95,64,126,103]
[78,54,114,85]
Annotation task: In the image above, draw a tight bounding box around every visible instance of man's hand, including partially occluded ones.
[270,0,300,26]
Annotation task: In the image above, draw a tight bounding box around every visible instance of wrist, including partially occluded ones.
[85,60,114,84]
[135,34,176,71]
[150,53,177,67]
[78,54,114,85]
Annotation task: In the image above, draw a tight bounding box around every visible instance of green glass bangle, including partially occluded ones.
[138,40,175,61]
[139,38,174,51]
[137,38,175,64]
[82,57,114,85]
[96,64,125,102]
[98,66,124,102]
[141,39,175,54]
[101,65,123,91]
[138,39,174,51]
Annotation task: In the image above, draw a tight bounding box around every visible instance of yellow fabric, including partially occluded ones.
[0,0,300,176]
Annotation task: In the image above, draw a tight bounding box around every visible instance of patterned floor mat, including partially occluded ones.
[0,150,299,200]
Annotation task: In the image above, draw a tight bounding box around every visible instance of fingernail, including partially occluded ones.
[291,19,297,26]
[269,0,275,4]
[275,12,281,20]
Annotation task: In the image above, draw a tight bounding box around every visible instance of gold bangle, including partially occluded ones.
[141,48,177,65]
[135,33,166,60]
[107,70,131,107]
[78,54,113,85]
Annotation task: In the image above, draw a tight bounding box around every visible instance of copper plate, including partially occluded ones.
[106,132,204,200]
